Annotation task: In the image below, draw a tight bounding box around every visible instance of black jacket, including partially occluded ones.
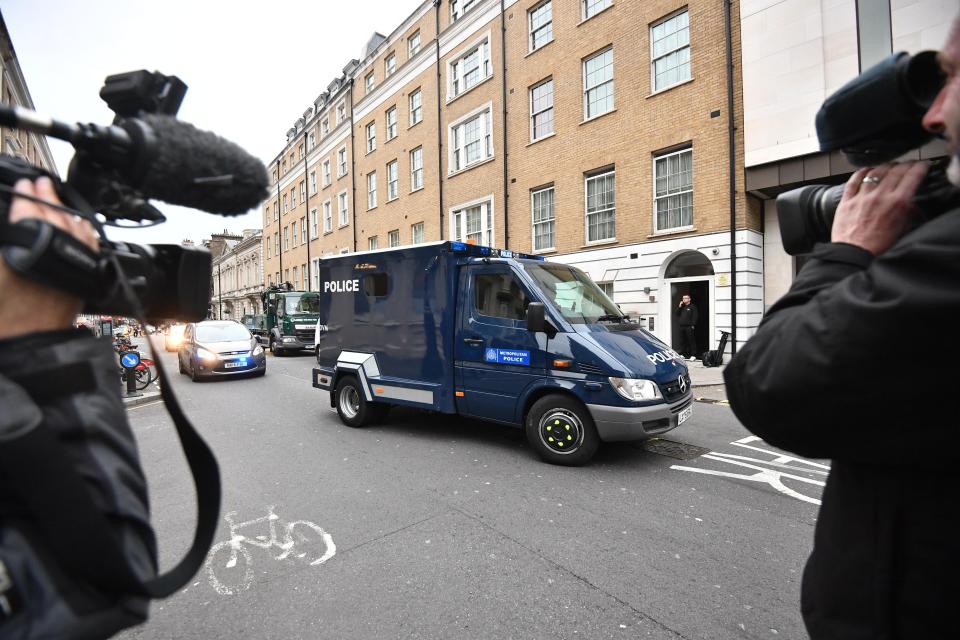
[677,303,698,327]
[724,209,960,639]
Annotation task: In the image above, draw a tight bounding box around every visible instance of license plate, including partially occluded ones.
[677,405,692,425]
[224,361,244,369]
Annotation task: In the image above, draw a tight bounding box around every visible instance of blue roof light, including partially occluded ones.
[451,241,468,252]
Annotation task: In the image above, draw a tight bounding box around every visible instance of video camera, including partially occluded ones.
[776,51,960,255]
[0,70,269,320]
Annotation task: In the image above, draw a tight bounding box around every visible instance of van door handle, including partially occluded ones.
[463,338,484,346]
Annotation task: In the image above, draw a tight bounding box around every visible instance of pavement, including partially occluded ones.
[685,359,729,404]
[119,336,163,408]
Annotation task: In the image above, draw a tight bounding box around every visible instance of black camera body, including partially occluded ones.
[776,51,960,255]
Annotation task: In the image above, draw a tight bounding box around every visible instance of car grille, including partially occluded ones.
[219,350,249,356]
[660,374,691,403]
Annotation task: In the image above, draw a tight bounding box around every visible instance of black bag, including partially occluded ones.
[0,331,219,640]
[701,330,732,368]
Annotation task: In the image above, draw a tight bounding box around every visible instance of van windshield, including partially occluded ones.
[285,294,320,315]
[522,263,623,324]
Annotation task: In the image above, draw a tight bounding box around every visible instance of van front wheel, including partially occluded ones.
[334,376,386,428]
[525,395,599,466]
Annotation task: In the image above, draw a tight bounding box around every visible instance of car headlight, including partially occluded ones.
[196,347,218,363]
[252,344,264,356]
[282,337,296,343]
[609,377,662,401]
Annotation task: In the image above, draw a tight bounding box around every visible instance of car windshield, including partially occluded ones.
[196,323,251,343]
[522,262,623,324]
[285,294,320,315]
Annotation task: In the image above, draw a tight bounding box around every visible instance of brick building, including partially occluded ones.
[263,0,757,355]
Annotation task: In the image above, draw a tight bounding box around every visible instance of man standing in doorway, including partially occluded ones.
[677,294,698,361]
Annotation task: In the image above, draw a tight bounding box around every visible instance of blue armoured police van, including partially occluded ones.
[311,241,692,465]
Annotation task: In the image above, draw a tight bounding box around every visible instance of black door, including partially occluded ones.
[670,281,709,357]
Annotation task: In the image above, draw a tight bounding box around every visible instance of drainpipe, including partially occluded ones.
[303,130,312,290]
[434,0,445,240]
[724,0,737,355]
[276,170,283,281]
[499,0,509,248]
[348,80,358,252]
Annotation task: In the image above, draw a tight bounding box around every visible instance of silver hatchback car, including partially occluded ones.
[178,320,266,381]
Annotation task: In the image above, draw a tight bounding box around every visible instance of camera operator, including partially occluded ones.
[0,177,156,639]
[724,19,960,639]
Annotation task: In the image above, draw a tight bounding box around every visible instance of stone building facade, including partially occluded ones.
[210,229,264,320]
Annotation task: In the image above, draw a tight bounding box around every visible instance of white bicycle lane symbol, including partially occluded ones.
[205,505,337,595]
[670,436,829,505]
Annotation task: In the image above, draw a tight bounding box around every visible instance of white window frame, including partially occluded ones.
[387,160,399,201]
[408,30,421,57]
[653,147,694,233]
[321,118,330,136]
[300,216,307,244]
[531,185,556,252]
[584,169,616,243]
[365,121,376,153]
[291,221,298,248]
[583,47,614,120]
[266,236,272,259]
[388,229,400,247]
[367,171,377,209]
[311,207,319,238]
[312,258,320,290]
[338,191,349,227]
[410,147,424,191]
[337,146,348,177]
[310,170,317,194]
[322,160,331,187]
[448,32,491,100]
[385,53,396,77]
[308,131,316,149]
[449,196,494,247]
[448,102,494,175]
[336,102,346,126]
[386,106,398,140]
[451,0,479,22]
[529,78,554,142]
[283,194,288,213]
[582,0,612,21]
[300,181,305,202]
[528,0,553,52]
[283,226,289,251]
[409,89,423,126]
[411,222,424,244]
[323,200,333,233]
[650,9,691,93]
[368,236,379,250]
[365,72,375,94]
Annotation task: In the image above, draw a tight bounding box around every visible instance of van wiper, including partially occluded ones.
[596,314,625,323]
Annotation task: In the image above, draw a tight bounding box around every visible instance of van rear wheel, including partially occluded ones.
[335,375,386,428]
[525,395,599,466]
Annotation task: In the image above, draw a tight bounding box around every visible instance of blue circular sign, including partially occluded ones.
[121,352,141,368]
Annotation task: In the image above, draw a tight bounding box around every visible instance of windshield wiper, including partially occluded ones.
[596,314,625,323]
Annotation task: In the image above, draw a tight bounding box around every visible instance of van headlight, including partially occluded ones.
[609,377,662,401]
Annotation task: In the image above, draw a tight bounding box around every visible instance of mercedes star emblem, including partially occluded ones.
[678,375,687,393]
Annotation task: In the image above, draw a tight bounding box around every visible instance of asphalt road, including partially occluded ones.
[119,345,825,640]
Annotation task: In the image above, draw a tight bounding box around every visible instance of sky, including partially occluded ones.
[2,0,417,245]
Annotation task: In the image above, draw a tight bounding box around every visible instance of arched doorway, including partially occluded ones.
[659,251,715,357]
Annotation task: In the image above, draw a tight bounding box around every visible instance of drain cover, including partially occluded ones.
[640,438,710,460]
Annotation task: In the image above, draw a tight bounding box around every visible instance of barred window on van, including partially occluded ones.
[364,273,389,297]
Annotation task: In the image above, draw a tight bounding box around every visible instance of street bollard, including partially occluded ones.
[120,350,142,397]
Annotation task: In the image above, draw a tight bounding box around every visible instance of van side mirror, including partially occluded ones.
[526,302,546,333]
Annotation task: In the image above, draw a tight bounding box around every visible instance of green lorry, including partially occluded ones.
[252,284,322,356]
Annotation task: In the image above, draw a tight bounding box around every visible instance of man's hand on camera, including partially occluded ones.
[0,178,99,340]
[831,161,929,256]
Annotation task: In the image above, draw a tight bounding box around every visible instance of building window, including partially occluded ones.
[283,194,288,213]
[365,72,375,94]
[531,186,555,251]
[366,122,376,153]
[585,170,615,242]
[338,192,349,226]
[408,30,421,57]
[529,1,552,52]
[337,102,346,126]
[597,281,614,297]
[385,53,396,77]
[530,78,554,141]
[410,147,423,191]
[301,216,307,244]
[651,10,691,92]
[310,170,317,194]
[283,226,290,251]
[274,233,279,254]
[368,236,379,250]
[308,131,316,149]
[291,187,297,209]
[412,222,424,244]
[322,118,330,136]
[323,200,333,233]
[274,202,279,222]
[311,208,319,238]
[386,106,397,140]
[409,89,423,125]
[388,229,400,247]
[367,172,377,209]
[387,160,399,200]
[300,181,305,202]
[654,148,693,232]
[291,221,298,248]
[583,47,614,119]
[312,259,320,290]
[582,0,612,20]
[337,147,348,177]
[452,200,493,246]
[266,236,272,259]
[450,106,493,173]
[323,160,331,186]
[298,144,304,160]
[450,35,491,99]
[292,266,298,289]
[451,0,479,22]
